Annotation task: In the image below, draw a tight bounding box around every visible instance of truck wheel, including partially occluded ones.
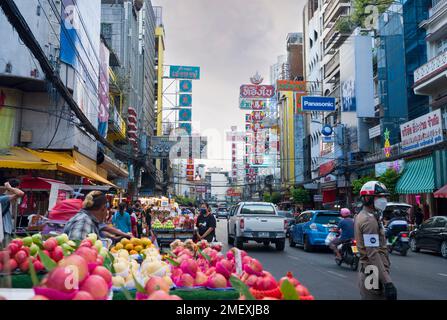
[235,237,244,249]
[276,240,285,251]
[303,235,313,252]
[289,235,296,247]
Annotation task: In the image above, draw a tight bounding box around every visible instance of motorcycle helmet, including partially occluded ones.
[340,208,351,218]
[360,181,390,207]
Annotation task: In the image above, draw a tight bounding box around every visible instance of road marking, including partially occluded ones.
[438,273,447,277]
[287,255,302,261]
[326,271,348,279]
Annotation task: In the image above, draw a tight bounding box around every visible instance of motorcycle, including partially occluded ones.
[330,228,360,271]
[387,231,410,256]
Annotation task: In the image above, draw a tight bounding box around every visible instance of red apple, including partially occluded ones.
[145,276,170,295]
[79,239,93,248]
[207,273,227,288]
[14,250,28,264]
[80,275,109,299]
[92,266,112,284]
[7,259,18,272]
[96,255,104,266]
[279,272,301,287]
[43,238,58,251]
[7,243,19,257]
[0,250,9,262]
[73,291,94,300]
[51,246,64,262]
[33,260,44,272]
[22,246,30,256]
[295,285,310,297]
[12,239,23,247]
[19,260,30,273]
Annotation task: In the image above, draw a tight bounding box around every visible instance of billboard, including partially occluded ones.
[60,0,101,125]
[179,108,192,122]
[276,80,306,92]
[400,109,444,153]
[149,136,177,158]
[170,66,200,80]
[240,85,275,99]
[301,96,336,112]
[98,41,110,138]
[179,94,192,107]
[239,99,268,110]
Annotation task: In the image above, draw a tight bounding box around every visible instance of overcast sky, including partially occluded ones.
[152,0,305,170]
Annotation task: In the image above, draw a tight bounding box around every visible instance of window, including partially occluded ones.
[314,213,341,225]
[434,217,447,228]
[241,204,275,215]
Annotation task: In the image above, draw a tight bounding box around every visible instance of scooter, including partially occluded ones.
[387,231,410,256]
[331,228,360,271]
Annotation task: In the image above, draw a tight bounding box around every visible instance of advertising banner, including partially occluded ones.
[179,108,192,122]
[98,41,110,138]
[239,99,268,110]
[149,136,177,158]
[400,109,444,153]
[170,66,200,80]
[301,96,336,112]
[276,80,307,92]
[375,160,405,177]
[179,94,192,107]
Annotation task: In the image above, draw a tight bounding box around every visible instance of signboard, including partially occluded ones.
[226,131,246,142]
[369,124,381,139]
[149,136,177,158]
[375,160,405,177]
[179,80,192,92]
[239,99,267,110]
[179,94,192,107]
[276,80,306,92]
[179,108,192,122]
[169,66,200,80]
[179,123,192,135]
[313,195,323,202]
[400,109,444,153]
[240,85,275,99]
[295,92,306,113]
[196,186,206,193]
[301,96,336,112]
[98,41,110,138]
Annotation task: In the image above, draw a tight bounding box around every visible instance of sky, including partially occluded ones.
[152,0,306,171]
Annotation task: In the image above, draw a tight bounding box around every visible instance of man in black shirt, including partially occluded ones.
[144,206,152,236]
[196,203,216,242]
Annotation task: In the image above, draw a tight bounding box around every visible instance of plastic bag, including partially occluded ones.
[325,232,338,246]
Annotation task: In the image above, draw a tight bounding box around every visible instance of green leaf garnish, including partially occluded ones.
[165,256,180,267]
[280,279,299,300]
[197,248,211,263]
[28,258,39,287]
[38,251,57,272]
[131,272,145,294]
[229,275,255,300]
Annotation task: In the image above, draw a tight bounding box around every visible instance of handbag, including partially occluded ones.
[325,232,338,246]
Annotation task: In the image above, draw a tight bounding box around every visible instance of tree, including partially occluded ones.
[291,187,310,205]
[378,168,401,202]
[271,192,282,205]
[263,193,271,203]
[352,175,375,196]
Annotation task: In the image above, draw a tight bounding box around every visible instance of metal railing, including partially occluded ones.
[324,51,340,79]
[324,0,350,25]
[430,0,447,17]
[414,50,447,83]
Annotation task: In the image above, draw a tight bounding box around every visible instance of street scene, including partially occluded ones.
[0,0,447,303]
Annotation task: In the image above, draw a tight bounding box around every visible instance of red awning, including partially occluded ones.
[19,176,73,191]
[434,184,447,198]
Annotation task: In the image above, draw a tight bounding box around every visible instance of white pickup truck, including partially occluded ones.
[227,202,287,251]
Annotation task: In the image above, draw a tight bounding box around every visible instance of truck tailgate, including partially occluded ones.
[242,216,284,232]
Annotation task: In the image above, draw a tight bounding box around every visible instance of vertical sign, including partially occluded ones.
[98,41,110,137]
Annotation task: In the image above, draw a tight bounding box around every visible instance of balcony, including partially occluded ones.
[324,51,340,80]
[107,107,127,141]
[324,15,352,53]
[324,0,350,27]
[413,50,447,96]
[429,0,447,17]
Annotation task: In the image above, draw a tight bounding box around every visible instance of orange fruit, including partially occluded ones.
[125,243,134,251]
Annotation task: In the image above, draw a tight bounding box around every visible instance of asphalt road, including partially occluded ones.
[215,218,447,300]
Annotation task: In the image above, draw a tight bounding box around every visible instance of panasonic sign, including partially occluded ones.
[301,96,336,112]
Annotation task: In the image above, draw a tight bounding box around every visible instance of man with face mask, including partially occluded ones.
[355,181,397,300]
[196,203,217,243]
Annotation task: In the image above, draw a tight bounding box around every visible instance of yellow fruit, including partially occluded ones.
[134,245,143,252]
[125,243,134,251]
[141,238,151,247]
[129,250,138,255]
[110,248,117,254]
[131,238,142,246]
[121,238,130,246]
[115,243,124,250]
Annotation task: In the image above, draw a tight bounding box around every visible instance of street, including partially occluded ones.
[215,219,447,300]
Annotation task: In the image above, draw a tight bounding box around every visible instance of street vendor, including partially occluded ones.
[196,203,216,242]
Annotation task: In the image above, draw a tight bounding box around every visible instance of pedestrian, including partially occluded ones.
[196,202,217,243]
[112,202,132,235]
[0,179,25,245]
[355,181,397,300]
[135,209,143,238]
[127,207,138,238]
[144,206,152,237]
[63,191,108,241]
[415,205,424,228]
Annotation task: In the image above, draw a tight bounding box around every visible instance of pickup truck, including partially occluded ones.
[227,202,287,251]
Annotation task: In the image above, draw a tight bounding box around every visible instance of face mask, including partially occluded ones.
[200,209,207,215]
[374,197,388,212]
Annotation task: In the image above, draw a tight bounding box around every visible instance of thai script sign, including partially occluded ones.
[240,85,275,99]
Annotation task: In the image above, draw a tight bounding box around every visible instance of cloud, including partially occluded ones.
[152,0,305,170]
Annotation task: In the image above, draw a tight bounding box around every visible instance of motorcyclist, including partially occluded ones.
[385,210,409,245]
[354,181,397,300]
[329,208,354,260]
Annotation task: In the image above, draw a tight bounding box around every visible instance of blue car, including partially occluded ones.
[289,210,341,252]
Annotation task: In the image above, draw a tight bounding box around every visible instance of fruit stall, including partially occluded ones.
[0,233,314,300]
[151,212,195,249]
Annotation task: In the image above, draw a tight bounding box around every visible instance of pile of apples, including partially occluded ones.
[31,240,113,300]
[0,236,45,274]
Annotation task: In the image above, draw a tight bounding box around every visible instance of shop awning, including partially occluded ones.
[0,147,56,170]
[434,184,447,198]
[396,157,435,194]
[25,149,118,188]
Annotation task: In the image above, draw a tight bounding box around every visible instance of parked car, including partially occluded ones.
[216,207,229,219]
[277,210,294,237]
[409,215,447,258]
[227,202,287,251]
[289,210,341,252]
